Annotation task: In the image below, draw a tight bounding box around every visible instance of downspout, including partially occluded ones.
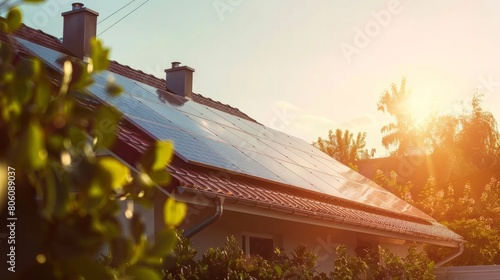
[434,241,464,268]
[183,196,224,238]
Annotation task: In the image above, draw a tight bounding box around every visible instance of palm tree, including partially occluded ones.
[377,78,421,155]
[314,129,372,168]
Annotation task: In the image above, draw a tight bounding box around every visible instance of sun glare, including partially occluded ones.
[408,88,440,127]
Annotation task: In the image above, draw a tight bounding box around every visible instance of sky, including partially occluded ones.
[20,0,500,157]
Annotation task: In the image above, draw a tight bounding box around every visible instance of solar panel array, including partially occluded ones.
[17,38,432,221]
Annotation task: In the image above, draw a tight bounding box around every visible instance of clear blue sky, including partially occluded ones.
[20,0,500,157]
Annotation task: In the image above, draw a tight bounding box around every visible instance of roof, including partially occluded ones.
[1,23,463,246]
[168,165,462,244]
[106,121,462,244]
[1,23,256,123]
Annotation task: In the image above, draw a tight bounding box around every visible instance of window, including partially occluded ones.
[242,233,275,260]
[356,239,379,261]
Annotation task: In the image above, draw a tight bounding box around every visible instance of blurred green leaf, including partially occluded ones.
[9,79,33,104]
[63,257,114,280]
[34,79,51,113]
[148,229,177,258]
[93,105,121,149]
[125,265,161,280]
[96,157,131,191]
[130,213,145,244]
[0,18,8,32]
[21,121,47,170]
[1,98,21,121]
[148,169,171,185]
[140,140,174,173]
[111,236,132,268]
[105,81,123,96]
[163,198,186,228]
[69,59,93,90]
[0,43,13,65]
[68,126,88,150]
[15,57,41,80]
[41,165,56,219]
[90,38,110,72]
[6,7,22,32]
[99,217,121,240]
[128,233,148,266]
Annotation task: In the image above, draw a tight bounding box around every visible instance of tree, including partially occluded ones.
[427,92,500,170]
[1,4,185,279]
[457,93,500,168]
[377,78,423,156]
[314,129,374,170]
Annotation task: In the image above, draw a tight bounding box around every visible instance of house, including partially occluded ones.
[1,3,463,272]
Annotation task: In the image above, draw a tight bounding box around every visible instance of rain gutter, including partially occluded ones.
[183,196,224,238]
[434,241,465,267]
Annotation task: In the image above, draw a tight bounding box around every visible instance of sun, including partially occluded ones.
[407,87,440,128]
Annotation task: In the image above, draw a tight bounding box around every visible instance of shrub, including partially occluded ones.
[162,236,435,280]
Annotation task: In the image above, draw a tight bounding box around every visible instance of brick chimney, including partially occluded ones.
[61,3,99,59]
[165,62,195,99]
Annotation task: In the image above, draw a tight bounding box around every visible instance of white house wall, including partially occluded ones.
[183,205,412,273]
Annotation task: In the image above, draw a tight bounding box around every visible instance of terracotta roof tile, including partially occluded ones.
[2,24,68,54]
[168,165,463,243]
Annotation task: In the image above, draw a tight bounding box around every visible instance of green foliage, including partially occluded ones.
[374,170,500,265]
[0,6,185,279]
[314,129,374,170]
[162,236,435,280]
[332,244,368,279]
[332,244,435,280]
[163,236,324,280]
[421,178,500,265]
[426,218,500,266]
[372,169,415,203]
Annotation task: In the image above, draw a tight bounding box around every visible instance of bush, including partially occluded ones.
[163,236,435,280]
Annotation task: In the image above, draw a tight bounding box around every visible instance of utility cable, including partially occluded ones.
[98,0,136,24]
[98,0,150,36]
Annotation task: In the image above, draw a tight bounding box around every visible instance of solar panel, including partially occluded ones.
[238,150,320,193]
[15,38,64,72]
[184,114,249,145]
[241,140,292,163]
[180,101,241,129]
[195,136,285,184]
[129,117,240,172]
[259,139,318,170]
[138,98,219,140]
[19,38,435,221]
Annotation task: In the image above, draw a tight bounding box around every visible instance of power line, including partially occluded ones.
[98,0,137,24]
[98,0,150,36]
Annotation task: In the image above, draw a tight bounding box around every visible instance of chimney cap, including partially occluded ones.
[62,3,99,16]
[165,62,195,73]
[72,3,85,10]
